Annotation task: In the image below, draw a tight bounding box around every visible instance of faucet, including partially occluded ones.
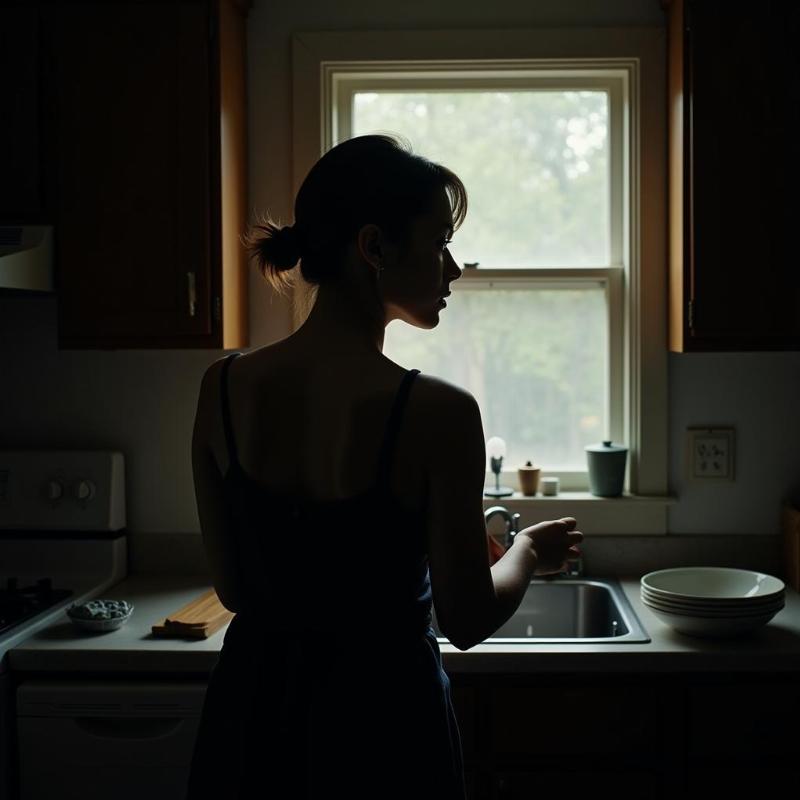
[484,505,585,577]
[484,506,520,551]
[564,547,584,577]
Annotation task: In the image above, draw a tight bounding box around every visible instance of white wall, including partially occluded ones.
[1,0,798,550]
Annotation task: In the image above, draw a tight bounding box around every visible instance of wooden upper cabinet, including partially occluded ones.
[0,4,44,224]
[667,0,800,351]
[42,0,249,348]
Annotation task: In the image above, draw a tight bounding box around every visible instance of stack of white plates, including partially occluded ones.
[640,567,785,638]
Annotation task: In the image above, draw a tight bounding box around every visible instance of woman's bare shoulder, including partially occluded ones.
[413,371,477,409]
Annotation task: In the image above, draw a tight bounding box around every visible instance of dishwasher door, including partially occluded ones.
[17,679,208,800]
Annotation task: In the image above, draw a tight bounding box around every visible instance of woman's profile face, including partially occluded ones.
[380,187,463,330]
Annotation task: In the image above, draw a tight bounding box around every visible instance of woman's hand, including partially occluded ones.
[515,517,583,576]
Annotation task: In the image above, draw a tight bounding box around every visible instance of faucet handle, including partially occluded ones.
[505,512,521,550]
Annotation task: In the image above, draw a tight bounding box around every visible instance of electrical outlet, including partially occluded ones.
[687,427,735,480]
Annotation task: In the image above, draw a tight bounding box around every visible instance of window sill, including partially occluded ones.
[482,492,677,535]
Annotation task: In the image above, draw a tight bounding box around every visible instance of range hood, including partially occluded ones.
[0,226,54,293]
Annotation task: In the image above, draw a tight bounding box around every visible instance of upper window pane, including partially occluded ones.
[352,89,610,267]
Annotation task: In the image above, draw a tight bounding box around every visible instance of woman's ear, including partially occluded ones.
[355,223,384,269]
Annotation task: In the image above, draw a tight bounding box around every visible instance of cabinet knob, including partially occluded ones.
[187,271,197,317]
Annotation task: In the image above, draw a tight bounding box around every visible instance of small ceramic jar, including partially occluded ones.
[541,476,560,496]
[518,461,541,496]
[585,440,628,497]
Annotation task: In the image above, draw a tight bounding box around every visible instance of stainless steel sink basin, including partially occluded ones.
[431,578,650,644]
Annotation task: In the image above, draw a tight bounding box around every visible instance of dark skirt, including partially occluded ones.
[184,613,467,800]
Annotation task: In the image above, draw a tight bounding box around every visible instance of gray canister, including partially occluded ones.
[585,440,628,497]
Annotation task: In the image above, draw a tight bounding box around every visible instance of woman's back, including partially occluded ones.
[207,340,431,515]
[186,342,469,799]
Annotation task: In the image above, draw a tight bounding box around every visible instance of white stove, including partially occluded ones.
[0,450,128,800]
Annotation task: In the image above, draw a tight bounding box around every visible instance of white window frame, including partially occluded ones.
[291,28,674,534]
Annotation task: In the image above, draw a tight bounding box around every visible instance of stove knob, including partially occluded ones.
[72,479,97,502]
[45,479,64,501]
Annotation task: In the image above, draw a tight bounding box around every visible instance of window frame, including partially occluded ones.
[291,27,672,534]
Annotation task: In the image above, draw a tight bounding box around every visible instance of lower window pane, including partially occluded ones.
[384,286,607,473]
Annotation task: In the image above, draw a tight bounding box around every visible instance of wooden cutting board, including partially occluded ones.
[151,588,234,639]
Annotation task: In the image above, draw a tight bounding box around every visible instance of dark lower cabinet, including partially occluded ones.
[451,673,799,800]
[494,769,659,799]
[686,765,800,799]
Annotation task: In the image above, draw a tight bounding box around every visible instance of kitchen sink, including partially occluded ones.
[431,578,650,644]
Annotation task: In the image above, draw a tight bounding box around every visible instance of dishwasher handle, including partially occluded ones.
[74,716,185,740]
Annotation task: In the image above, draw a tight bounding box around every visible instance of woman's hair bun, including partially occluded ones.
[276,224,298,250]
[242,218,302,291]
[268,223,302,268]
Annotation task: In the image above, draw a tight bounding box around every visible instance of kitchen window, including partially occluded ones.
[291,28,671,531]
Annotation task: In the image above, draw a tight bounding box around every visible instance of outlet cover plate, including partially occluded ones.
[687,427,735,481]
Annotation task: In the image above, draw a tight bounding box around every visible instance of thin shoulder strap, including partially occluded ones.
[220,352,243,475]
[375,368,421,489]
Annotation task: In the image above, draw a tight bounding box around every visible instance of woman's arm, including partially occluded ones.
[423,378,538,651]
[191,360,246,613]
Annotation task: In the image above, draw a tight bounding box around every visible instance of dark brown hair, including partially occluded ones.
[243,134,467,296]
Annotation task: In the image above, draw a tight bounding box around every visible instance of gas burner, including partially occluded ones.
[0,576,73,637]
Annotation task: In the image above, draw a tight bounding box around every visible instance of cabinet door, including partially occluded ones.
[43,1,213,345]
[493,770,659,800]
[686,766,800,799]
[674,0,800,350]
[688,681,800,757]
[0,4,44,223]
[489,685,661,757]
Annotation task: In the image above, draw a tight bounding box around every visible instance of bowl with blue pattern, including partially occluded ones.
[66,599,134,632]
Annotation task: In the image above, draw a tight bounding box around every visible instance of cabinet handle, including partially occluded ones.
[187,271,197,317]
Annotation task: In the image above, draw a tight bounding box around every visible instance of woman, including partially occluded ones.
[186,134,583,799]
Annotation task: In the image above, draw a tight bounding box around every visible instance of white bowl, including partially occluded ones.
[641,567,784,603]
[640,588,784,616]
[643,601,780,638]
[641,584,783,609]
[641,593,784,619]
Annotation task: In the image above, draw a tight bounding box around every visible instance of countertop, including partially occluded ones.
[8,573,800,675]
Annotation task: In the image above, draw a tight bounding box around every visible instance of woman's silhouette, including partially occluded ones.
[186,134,582,799]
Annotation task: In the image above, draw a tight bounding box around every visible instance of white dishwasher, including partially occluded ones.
[16,679,208,800]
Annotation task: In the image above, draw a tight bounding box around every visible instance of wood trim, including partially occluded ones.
[667,0,686,352]
[218,0,249,349]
